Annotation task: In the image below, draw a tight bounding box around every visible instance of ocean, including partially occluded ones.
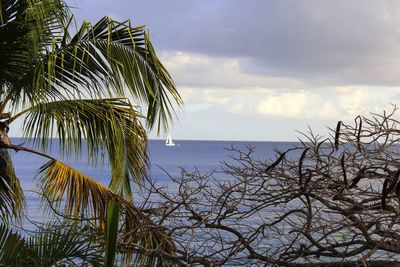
[11,139,393,264]
[11,138,298,226]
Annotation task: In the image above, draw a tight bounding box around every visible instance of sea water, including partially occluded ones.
[10,139,396,263]
[9,138,297,226]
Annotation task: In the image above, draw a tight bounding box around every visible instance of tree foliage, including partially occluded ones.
[0,221,102,266]
[0,0,182,265]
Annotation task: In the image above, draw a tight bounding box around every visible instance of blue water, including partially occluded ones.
[9,138,298,225]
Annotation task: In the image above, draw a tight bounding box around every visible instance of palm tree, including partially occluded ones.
[0,221,103,266]
[0,0,182,264]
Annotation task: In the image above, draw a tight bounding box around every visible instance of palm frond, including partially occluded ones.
[0,1,180,262]
[0,149,24,223]
[37,159,176,264]
[23,98,148,198]
[0,222,102,266]
[24,221,102,266]
[0,0,68,107]
[104,199,120,267]
[13,16,182,132]
[0,224,26,265]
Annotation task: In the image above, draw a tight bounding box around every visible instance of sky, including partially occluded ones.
[57,0,400,141]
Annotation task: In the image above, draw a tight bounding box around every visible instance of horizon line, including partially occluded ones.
[8,136,302,143]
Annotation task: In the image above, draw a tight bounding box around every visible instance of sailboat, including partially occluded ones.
[165,134,176,146]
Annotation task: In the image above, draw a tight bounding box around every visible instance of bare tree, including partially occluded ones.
[136,107,400,266]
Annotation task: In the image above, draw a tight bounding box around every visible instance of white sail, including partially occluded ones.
[165,134,176,146]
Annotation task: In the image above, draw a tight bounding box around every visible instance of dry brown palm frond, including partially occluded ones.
[37,160,175,263]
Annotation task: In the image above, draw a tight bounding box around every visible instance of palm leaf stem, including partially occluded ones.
[3,144,55,160]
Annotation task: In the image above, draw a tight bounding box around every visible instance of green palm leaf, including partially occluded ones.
[104,199,119,267]
[14,16,182,131]
[0,224,26,265]
[0,222,102,266]
[22,98,148,199]
[0,0,68,108]
[0,149,23,223]
[24,222,102,266]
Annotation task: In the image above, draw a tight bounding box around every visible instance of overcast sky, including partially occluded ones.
[62,0,400,141]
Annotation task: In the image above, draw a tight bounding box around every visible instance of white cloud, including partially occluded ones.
[160,52,306,89]
[203,90,230,105]
[175,84,400,124]
[67,0,400,141]
[257,93,308,118]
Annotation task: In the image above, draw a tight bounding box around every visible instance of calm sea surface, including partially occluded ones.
[10,138,298,226]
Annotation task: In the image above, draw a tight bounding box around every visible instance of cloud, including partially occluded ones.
[162,51,400,124]
[71,0,400,86]
[257,93,310,119]
[67,0,400,141]
[160,51,305,89]
[159,85,400,141]
[177,84,400,122]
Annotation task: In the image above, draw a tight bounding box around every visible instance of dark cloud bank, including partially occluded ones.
[71,0,400,86]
